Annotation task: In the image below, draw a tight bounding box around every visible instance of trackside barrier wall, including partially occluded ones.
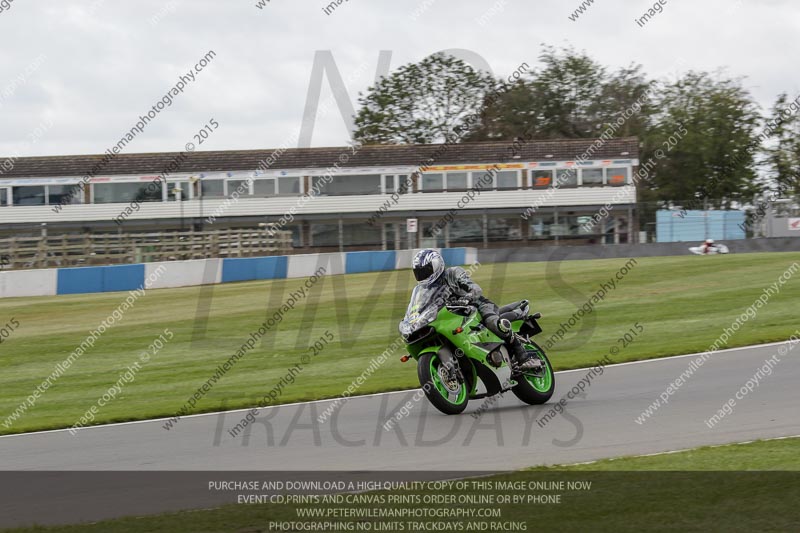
[0,269,57,298]
[144,259,223,290]
[57,264,145,295]
[0,248,477,298]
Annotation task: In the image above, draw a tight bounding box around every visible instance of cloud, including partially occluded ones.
[0,0,798,158]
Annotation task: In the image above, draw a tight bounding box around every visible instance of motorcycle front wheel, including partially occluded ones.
[417,352,469,415]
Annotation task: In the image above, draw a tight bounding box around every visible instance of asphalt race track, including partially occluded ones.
[1,341,798,527]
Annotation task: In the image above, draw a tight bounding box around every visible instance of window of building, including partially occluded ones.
[449,218,484,245]
[550,221,569,236]
[531,170,553,189]
[287,225,302,247]
[383,175,395,193]
[554,168,578,188]
[581,169,603,186]
[607,167,629,186]
[277,176,301,196]
[92,182,163,204]
[227,179,251,197]
[471,169,495,191]
[310,222,381,247]
[496,170,519,190]
[167,182,191,201]
[397,174,411,194]
[311,174,380,195]
[0,188,10,206]
[12,186,46,206]
[253,179,276,196]
[421,222,446,248]
[421,173,444,192]
[311,224,339,246]
[47,185,82,205]
[552,215,583,236]
[201,179,225,198]
[577,215,598,234]
[446,172,468,191]
[489,218,522,241]
[529,215,555,239]
[342,223,382,246]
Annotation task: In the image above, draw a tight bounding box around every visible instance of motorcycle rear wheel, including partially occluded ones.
[417,352,469,415]
[512,343,555,405]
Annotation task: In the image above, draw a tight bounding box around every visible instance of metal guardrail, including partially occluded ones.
[0,227,293,270]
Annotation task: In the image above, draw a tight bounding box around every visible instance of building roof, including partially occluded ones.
[0,137,639,179]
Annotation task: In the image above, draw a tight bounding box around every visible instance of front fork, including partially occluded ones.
[437,346,463,388]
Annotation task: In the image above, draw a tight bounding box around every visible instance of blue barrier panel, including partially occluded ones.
[58,264,145,295]
[440,248,467,266]
[256,256,288,280]
[370,250,396,272]
[103,264,145,293]
[222,256,288,283]
[346,251,396,274]
[57,267,105,295]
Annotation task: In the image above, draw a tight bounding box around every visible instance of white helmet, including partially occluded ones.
[412,249,445,286]
[706,239,715,245]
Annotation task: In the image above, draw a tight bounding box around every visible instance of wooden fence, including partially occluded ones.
[0,227,293,270]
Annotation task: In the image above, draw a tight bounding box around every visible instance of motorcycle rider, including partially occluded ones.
[411,249,541,372]
[702,239,715,254]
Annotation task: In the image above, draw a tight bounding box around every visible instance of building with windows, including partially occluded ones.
[0,137,640,251]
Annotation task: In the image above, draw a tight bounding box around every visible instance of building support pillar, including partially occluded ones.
[482,212,488,249]
[554,206,559,244]
[521,213,530,243]
[628,206,635,244]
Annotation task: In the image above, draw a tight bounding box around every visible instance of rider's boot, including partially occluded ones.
[498,319,542,373]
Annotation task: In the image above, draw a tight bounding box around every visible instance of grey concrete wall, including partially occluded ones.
[477,237,800,264]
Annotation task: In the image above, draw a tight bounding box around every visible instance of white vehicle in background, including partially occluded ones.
[689,239,730,255]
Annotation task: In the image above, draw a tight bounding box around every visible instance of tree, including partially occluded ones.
[530,45,607,138]
[467,47,655,143]
[353,54,496,145]
[763,93,800,197]
[594,64,655,140]
[647,72,762,207]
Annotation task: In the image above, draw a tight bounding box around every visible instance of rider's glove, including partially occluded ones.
[453,298,471,307]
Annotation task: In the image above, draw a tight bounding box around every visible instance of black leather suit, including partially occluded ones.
[439,267,513,344]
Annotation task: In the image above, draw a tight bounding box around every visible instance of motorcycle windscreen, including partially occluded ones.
[404,283,449,321]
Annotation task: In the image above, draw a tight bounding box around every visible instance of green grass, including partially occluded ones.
[1,252,799,435]
[11,437,800,532]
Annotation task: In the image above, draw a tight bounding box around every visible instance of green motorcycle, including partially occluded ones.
[399,283,555,415]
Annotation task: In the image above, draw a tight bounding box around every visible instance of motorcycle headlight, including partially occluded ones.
[399,320,415,337]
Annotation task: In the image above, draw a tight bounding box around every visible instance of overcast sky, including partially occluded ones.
[0,0,798,159]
